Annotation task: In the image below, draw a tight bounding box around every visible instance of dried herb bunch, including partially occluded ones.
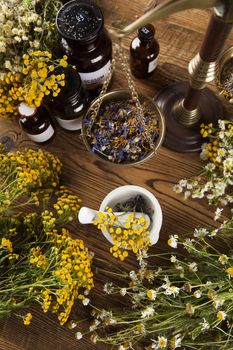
[0,51,68,120]
[0,145,94,326]
[75,220,233,350]
[174,120,233,218]
[84,99,160,164]
[93,206,151,261]
[0,145,62,209]
[0,0,62,79]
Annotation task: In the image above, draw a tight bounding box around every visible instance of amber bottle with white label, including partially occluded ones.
[130,24,159,79]
[46,67,89,131]
[18,102,55,144]
[56,0,112,96]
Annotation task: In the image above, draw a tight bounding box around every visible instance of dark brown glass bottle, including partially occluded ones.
[18,102,55,144]
[56,0,112,95]
[46,67,89,131]
[130,24,159,79]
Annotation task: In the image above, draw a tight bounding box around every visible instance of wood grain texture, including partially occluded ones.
[0,1,233,349]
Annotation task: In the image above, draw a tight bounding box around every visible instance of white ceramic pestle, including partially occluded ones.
[78,206,151,229]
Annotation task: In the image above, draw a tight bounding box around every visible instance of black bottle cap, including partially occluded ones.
[56,0,103,43]
[138,24,155,41]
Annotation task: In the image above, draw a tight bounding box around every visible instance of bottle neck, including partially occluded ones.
[64,28,104,50]
[139,37,154,46]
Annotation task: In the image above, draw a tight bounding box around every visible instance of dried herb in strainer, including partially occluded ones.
[83,98,159,164]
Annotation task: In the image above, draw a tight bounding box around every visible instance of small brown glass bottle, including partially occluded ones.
[130,24,159,79]
[18,102,55,144]
[56,0,112,95]
[47,67,89,131]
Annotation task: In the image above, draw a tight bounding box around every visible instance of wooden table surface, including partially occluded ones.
[1,1,233,349]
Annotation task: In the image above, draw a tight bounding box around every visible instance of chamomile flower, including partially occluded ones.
[120,288,127,296]
[214,208,223,221]
[141,306,155,318]
[200,318,210,331]
[218,254,228,265]
[147,289,157,300]
[217,310,227,321]
[168,235,178,248]
[157,336,167,348]
[226,266,233,278]
[193,290,202,298]
[75,332,83,340]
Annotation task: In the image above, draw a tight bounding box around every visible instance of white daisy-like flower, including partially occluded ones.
[147,289,157,300]
[168,235,178,248]
[226,267,233,278]
[208,229,218,237]
[173,184,183,194]
[170,255,177,263]
[179,179,187,187]
[193,290,202,298]
[188,262,198,272]
[213,298,225,309]
[82,297,90,306]
[118,345,127,350]
[217,310,227,321]
[218,120,226,130]
[75,332,83,340]
[141,306,155,318]
[164,285,180,297]
[103,282,114,294]
[67,320,78,329]
[223,157,233,170]
[171,334,182,349]
[120,288,127,296]
[200,318,210,331]
[157,336,167,348]
[214,208,223,221]
[218,254,229,265]
[129,270,137,281]
[194,228,208,238]
[99,309,107,320]
[134,323,146,334]
[205,163,215,172]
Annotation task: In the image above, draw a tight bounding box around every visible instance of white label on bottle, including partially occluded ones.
[79,60,111,89]
[26,124,54,143]
[56,116,82,131]
[148,57,158,73]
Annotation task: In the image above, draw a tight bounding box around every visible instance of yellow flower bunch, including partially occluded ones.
[1,210,93,327]
[0,237,13,253]
[54,186,82,222]
[52,228,94,325]
[20,51,67,107]
[26,227,94,325]
[0,147,62,196]
[41,186,82,230]
[93,208,151,261]
[0,51,67,119]
[200,122,213,139]
[0,143,95,327]
[0,72,23,119]
[29,246,48,270]
[23,313,32,326]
